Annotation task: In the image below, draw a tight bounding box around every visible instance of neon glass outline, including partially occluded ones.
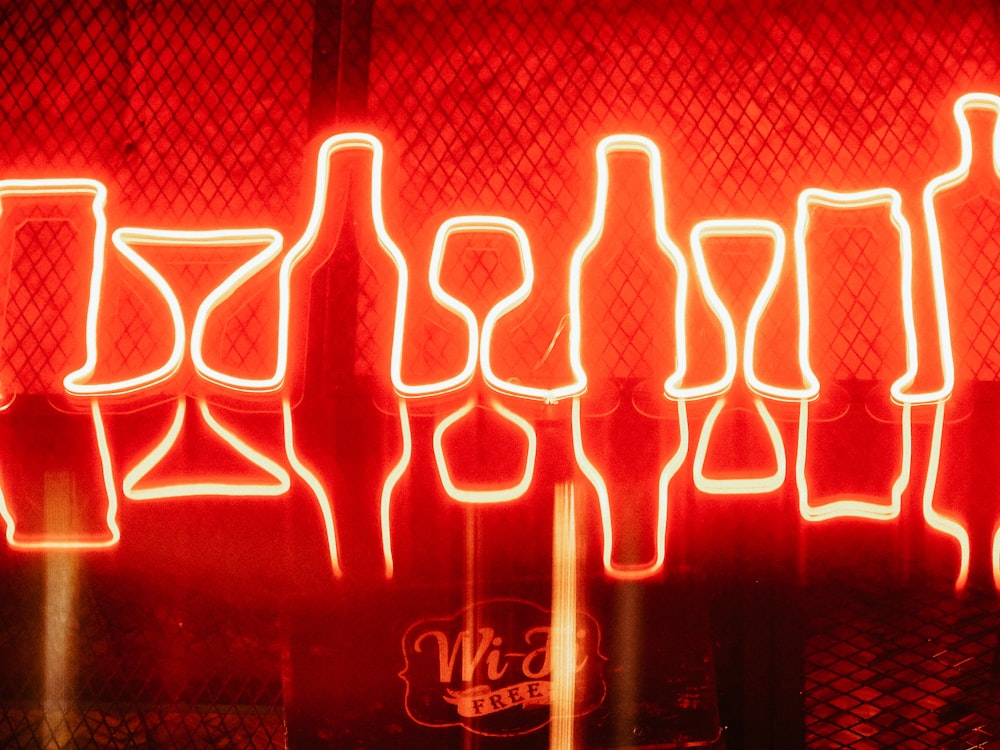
[431,398,537,504]
[63,226,189,396]
[692,397,786,495]
[0,180,130,398]
[688,219,788,399]
[122,398,291,500]
[793,188,925,404]
[424,216,535,398]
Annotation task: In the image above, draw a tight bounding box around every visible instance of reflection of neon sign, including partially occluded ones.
[432,399,537,504]
[0,401,119,550]
[112,397,343,577]
[795,399,908,523]
[0,94,998,590]
[693,398,785,495]
[121,398,291,500]
[572,398,687,580]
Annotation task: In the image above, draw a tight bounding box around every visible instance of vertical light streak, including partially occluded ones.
[0,403,119,550]
[549,481,577,750]
[42,551,78,746]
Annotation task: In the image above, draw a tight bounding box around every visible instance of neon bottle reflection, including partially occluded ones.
[569,135,689,580]
[794,189,922,523]
[922,93,1000,590]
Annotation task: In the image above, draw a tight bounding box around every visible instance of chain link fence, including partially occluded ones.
[2,0,1000,747]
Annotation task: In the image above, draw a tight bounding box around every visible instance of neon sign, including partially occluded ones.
[0,93,997,590]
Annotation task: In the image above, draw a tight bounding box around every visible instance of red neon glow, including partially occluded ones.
[69,225,286,396]
[420,215,536,398]
[121,398,291,499]
[919,93,1000,403]
[571,398,688,580]
[793,188,926,404]
[794,399,909,523]
[380,400,412,579]
[431,399,537,504]
[686,220,788,494]
[689,220,787,400]
[0,97,983,406]
[567,135,690,403]
[184,229,284,391]
[302,134,466,399]
[692,397,786,495]
[62,225,186,396]
[0,401,119,550]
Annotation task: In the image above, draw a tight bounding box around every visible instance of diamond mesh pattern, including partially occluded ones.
[805,588,1000,749]
[95,272,164,380]
[120,0,312,224]
[367,0,1000,383]
[950,196,1000,382]
[0,204,89,395]
[0,0,312,226]
[2,0,1000,746]
[0,575,284,749]
[0,1,128,174]
[0,0,313,383]
[809,225,906,383]
[4,221,83,394]
[355,254,391,379]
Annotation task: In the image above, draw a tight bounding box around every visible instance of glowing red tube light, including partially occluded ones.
[0,94,996,588]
